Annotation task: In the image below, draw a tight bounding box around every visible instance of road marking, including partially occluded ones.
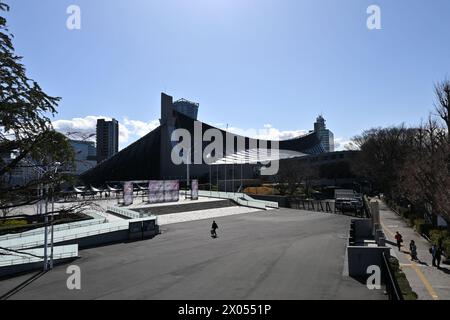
[400,263,412,267]
[380,221,439,300]
[411,263,439,300]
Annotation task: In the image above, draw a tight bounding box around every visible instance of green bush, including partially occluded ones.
[429,230,449,246]
[389,257,417,300]
[442,239,450,258]
[0,219,27,228]
[398,207,409,217]
[412,219,432,236]
[407,215,418,227]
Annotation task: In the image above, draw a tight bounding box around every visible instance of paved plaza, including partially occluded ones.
[0,208,385,300]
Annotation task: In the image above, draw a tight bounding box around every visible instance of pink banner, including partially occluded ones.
[191,179,198,200]
[123,182,134,206]
[148,180,179,203]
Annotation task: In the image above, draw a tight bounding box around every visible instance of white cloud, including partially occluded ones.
[54,116,347,152]
[53,115,105,141]
[218,123,308,141]
[334,137,358,151]
[52,116,158,150]
[123,118,160,137]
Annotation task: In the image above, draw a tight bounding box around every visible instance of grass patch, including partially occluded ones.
[389,257,418,300]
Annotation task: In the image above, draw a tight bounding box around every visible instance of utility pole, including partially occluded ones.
[43,185,48,271]
[241,163,243,194]
[225,124,228,193]
[185,148,190,199]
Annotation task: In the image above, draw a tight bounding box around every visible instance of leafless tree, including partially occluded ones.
[434,79,450,143]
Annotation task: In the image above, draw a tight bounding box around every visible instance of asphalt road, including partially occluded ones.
[0,208,385,300]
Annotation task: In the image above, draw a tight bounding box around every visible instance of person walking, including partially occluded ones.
[409,240,418,261]
[395,231,403,251]
[436,246,443,268]
[430,244,437,267]
[211,220,218,238]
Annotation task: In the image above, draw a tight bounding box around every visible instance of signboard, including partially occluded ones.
[123,182,134,206]
[191,179,198,200]
[148,180,179,204]
[149,180,164,203]
[164,180,180,202]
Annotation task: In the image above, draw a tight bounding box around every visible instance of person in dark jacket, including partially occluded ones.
[435,246,443,268]
[211,221,218,238]
[395,232,403,251]
[409,240,418,261]
[430,244,438,267]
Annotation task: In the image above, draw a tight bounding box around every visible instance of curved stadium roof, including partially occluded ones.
[81,106,324,184]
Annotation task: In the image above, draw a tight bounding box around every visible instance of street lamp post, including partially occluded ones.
[49,162,60,269]
[241,163,243,194]
[185,148,191,199]
[205,153,212,196]
[43,184,48,271]
[232,163,234,194]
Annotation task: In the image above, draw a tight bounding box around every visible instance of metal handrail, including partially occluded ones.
[381,251,404,300]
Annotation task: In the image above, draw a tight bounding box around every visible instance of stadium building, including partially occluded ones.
[81,93,326,187]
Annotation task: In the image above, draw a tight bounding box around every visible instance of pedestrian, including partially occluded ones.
[436,246,443,268]
[395,231,403,251]
[409,240,418,261]
[211,220,218,238]
[430,244,437,267]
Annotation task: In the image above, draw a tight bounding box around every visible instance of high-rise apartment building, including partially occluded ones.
[96,118,119,163]
[313,115,334,152]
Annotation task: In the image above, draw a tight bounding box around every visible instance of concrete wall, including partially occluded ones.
[250,194,290,208]
[353,219,373,240]
[58,229,131,249]
[0,257,77,280]
[347,246,391,277]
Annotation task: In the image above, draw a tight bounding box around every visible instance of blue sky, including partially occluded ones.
[5,0,450,149]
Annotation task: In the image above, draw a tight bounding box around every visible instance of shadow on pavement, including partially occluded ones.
[0,270,48,300]
[437,267,450,275]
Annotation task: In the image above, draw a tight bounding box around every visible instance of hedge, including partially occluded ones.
[389,257,418,300]
[413,219,433,237]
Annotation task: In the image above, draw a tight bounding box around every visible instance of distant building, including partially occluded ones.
[0,153,38,188]
[69,140,97,175]
[172,98,199,120]
[96,118,119,163]
[313,115,334,152]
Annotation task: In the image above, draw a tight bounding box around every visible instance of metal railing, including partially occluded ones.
[107,206,142,219]
[381,252,404,300]
[0,221,130,250]
[0,245,79,267]
[0,218,105,241]
[198,190,278,210]
[289,198,335,213]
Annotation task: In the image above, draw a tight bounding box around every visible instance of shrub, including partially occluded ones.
[0,219,27,228]
[389,257,417,300]
[407,215,418,227]
[429,230,449,246]
[412,219,432,236]
[442,239,450,258]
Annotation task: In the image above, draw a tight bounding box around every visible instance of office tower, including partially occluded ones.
[96,118,119,163]
[313,115,334,152]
